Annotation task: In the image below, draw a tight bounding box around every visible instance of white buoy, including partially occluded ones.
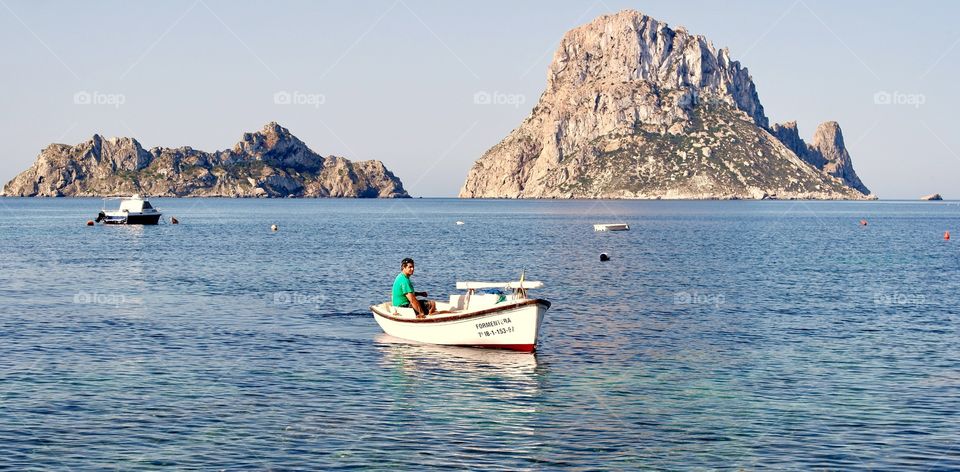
[456,221,465,225]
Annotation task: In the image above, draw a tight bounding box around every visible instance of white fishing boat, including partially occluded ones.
[370,279,550,352]
[594,223,629,232]
[95,195,162,225]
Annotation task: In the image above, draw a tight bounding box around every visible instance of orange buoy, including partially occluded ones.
[859,219,868,226]
[86,220,95,226]
[946,231,951,240]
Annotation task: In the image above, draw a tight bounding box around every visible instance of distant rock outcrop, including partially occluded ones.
[459,10,872,199]
[920,193,943,201]
[770,121,869,194]
[3,122,409,198]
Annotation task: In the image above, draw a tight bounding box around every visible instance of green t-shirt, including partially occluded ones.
[392,273,415,306]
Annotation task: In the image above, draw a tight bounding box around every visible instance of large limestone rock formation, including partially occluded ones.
[771,121,869,195]
[3,122,409,198]
[460,10,872,199]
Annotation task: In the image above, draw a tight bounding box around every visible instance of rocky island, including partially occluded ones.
[3,122,409,198]
[460,10,873,199]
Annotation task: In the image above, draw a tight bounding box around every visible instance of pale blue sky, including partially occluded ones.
[0,0,956,198]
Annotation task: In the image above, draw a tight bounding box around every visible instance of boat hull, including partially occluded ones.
[102,213,162,225]
[371,299,549,352]
[594,223,629,232]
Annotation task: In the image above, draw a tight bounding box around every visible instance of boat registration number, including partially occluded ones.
[476,317,513,338]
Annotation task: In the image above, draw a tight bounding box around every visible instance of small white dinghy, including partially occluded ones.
[593,223,629,232]
[370,279,550,352]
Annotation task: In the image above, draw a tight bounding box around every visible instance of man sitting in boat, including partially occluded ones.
[392,258,435,317]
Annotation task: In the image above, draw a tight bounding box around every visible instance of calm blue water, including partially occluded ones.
[0,197,958,470]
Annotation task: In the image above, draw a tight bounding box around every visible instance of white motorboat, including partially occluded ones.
[370,279,550,352]
[594,223,629,232]
[95,195,162,225]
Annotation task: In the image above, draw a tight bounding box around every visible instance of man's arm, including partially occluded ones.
[405,292,424,315]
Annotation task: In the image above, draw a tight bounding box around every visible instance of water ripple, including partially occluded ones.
[0,198,958,469]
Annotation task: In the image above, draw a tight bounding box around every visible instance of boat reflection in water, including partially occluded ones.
[374,335,547,463]
[375,333,543,398]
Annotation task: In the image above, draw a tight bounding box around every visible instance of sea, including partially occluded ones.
[0,197,958,470]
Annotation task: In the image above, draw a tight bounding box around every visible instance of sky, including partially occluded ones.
[0,0,957,198]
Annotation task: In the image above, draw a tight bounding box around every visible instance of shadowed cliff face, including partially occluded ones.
[3,122,409,198]
[460,10,872,199]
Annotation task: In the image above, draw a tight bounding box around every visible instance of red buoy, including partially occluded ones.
[946,231,951,240]
[86,220,95,226]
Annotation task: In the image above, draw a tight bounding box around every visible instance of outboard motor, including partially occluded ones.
[95,211,106,223]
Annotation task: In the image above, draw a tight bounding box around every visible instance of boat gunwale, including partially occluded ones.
[370,298,550,324]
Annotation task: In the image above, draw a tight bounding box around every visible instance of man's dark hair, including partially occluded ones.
[401,258,415,268]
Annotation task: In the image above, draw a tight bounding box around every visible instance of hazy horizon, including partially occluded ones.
[1,0,957,198]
